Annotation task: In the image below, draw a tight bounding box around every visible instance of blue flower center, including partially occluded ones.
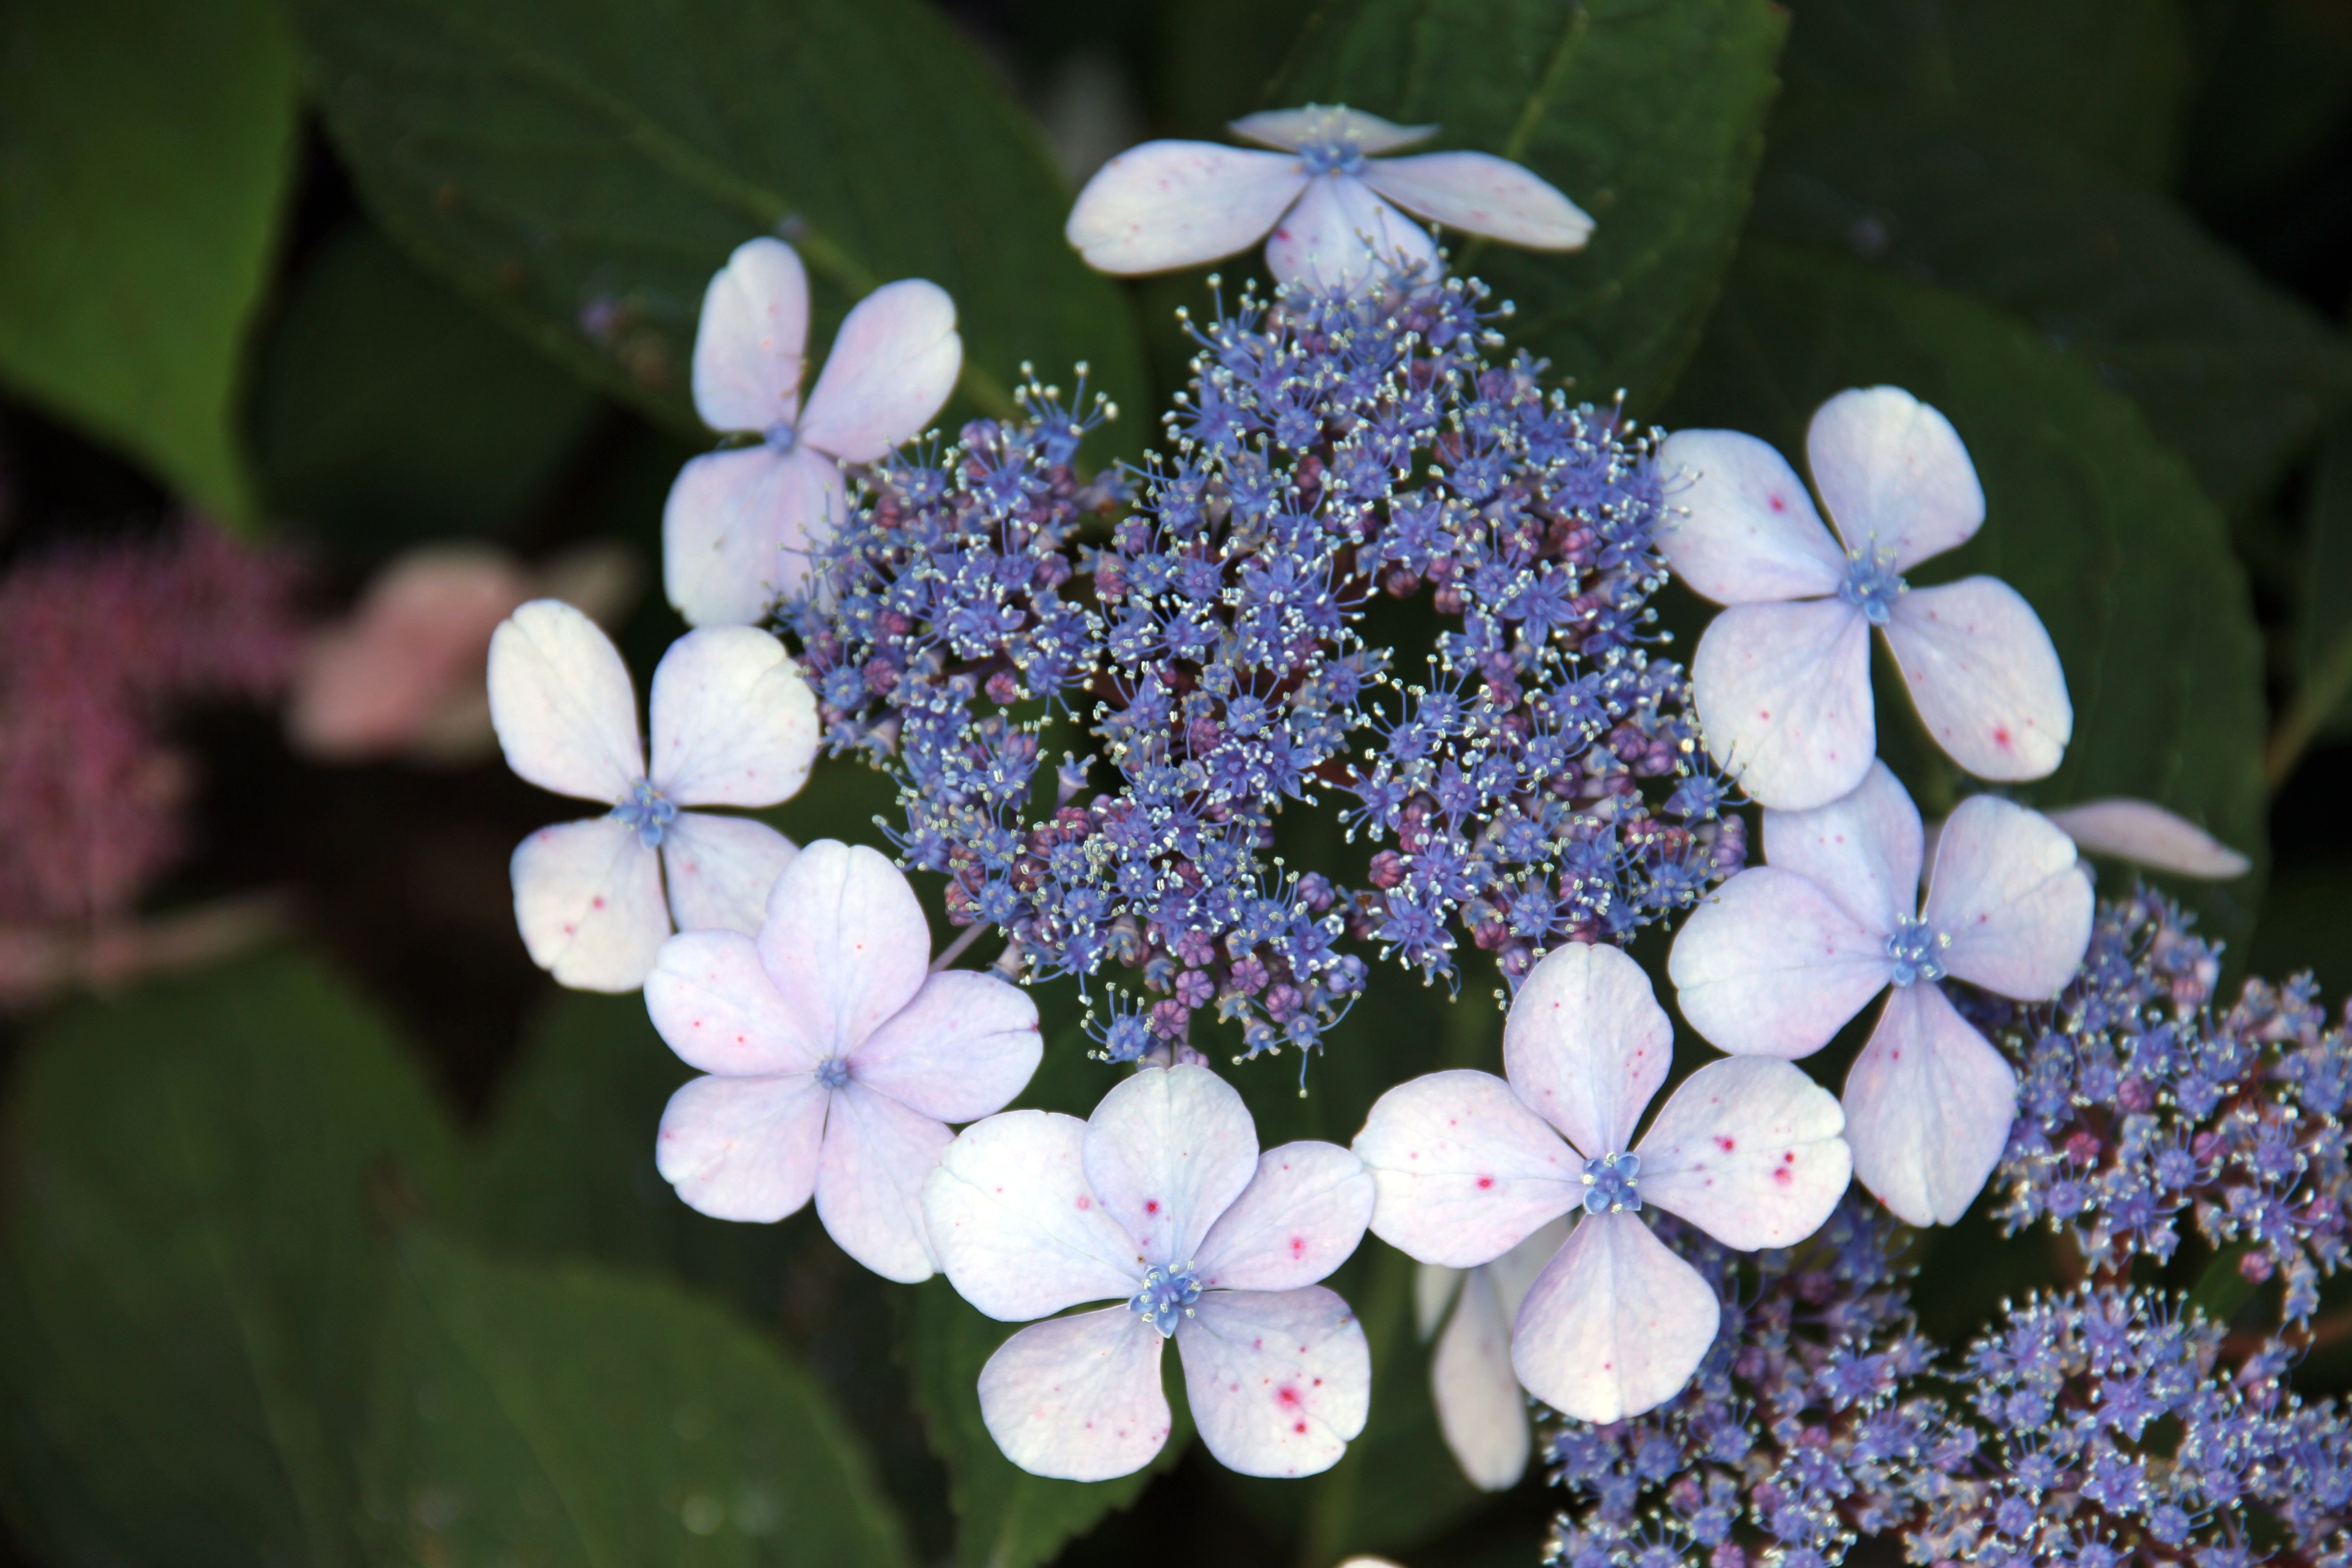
[611,778,679,848]
[815,1057,851,1090]
[1886,915,1948,987]
[1296,122,1367,177]
[1837,543,1907,626]
[763,419,799,453]
[1581,1152,1641,1215]
[1128,1263,1203,1337]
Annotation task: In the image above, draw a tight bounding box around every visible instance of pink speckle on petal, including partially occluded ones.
[1715,1136,1735,1152]
[1144,1199,1159,1215]
[1076,1195,1091,1210]
[1289,1236,1307,1257]
[1476,1176,1495,1190]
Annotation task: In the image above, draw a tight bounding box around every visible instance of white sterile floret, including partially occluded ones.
[663,237,963,627]
[1352,944,1850,1426]
[1667,761,2096,1226]
[2043,799,2253,881]
[1064,103,1592,291]
[1414,1218,1566,1490]
[489,598,820,991]
[644,840,1042,1282]
[1658,387,2073,811]
[921,1063,1376,1481]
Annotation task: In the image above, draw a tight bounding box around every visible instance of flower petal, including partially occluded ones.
[1177,1285,1369,1479]
[1690,596,1876,812]
[1666,867,1893,1059]
[798,279,963,464]
[511,816,670,992]
[1759,760,1923,933]
[815,1082,952,1282]
[1064,141,1307,274]
[690,236,809,434]
[1805,387,1984,570]
[1359,151,1592,249]
[1351,1070,1578,1268]
[662,445,843,628]
[645,927,823,1076]
[1264,174,1440,290]
[1414,1263,1463,1341]
[646,626,820,806]
[1509,1211,1720,1424]
[1634,1056,1851,1250]
[1655,429,1849,606]
[655,1070,828,1222]
[848,969,1042,1124]
[1841,983,2016,1225]
[1194,1142,1374,1293]
[1503,941,1672,1155]
[1922,795,2095,1000]
[660,812,798,937]
[1883,577,2072,784]
[1229,107,1438,154]
[487,599,644,803]
[978,1308,1171,1482]
[2045,799,2252,880]
[755,840,931,1057]
[1084,1063,1260,1269]
[1431,1264,1530,1491]
[924,1110,1144,1320]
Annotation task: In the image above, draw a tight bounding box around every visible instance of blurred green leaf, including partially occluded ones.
[1156,0,1320,138]
[2249,856,2352,1001]
[285,0,1148,462]
[363,1229,914,1567]
[0,0,298,522]
[2177,0,2352,225]
[1274,0,1786,407]
[1664,243,2269,944]
[253,224,603,563]
[0,950,459,1568]
[2283,414,2352,764]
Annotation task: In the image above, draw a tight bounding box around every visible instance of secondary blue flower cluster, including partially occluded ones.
[784,269,1738,1067]
[1957,892,2352,1321]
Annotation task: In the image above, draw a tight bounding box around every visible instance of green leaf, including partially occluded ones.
[0,950,460,1568]
[285,0,1148,461]
[1663,242,2269,943]
[1274,0,1786,407]
[253,223,603,563]
[0,0,298,522]
[2249,858,2352,1001]
[363,1230,915,1567]
[2281,414,2352,768]
[900,1279,1181,1568]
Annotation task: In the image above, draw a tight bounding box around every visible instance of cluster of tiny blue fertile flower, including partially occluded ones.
[1956,891,2352,1321]
[783,268,1740,1067]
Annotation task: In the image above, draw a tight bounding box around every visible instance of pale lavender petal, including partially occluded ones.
[1655,429,1849,606]
[646,626,819,806]
[797,279,962,464]
[923,1110,1145,1320]
[756,840,930,1057]
[1924,795,2096,1000]
[662,445,843,628]
[1502,941,1673,1155]
[1431,1264,1530,1491]
[1806,387,1984,570]
[1229,106,1437,154]
[1488,1216,1572,1315]
[2045,799,2252,880]
[814,1082,953,1282]
[1666,867,1893,1059]
[1083,1063,1260,1268]
[689,236,808,434]
[848,969,1042,1124]
[1760,760,1923,933]
[1690,596,1876,813]
[1842,983,2017,1226]
[1509,1211,1720,1424]
[1194,1142,1374,1292]
[1177,1286,1369,1479]
[1351,1069,1579,1268]
[487,599,643,803]
[645,927,822,1076]
[1884,577,2072,784]
[978,1308,1171,1481]
[1264,174,1440,290]
[655,1070,828,1222]
[1634,1057,1851,1250]
[1064,141,1307,274]
[661,812,797,937]
[1359,151,1592,249]
[1414,1263,1463,1341]
[511,816,670,992]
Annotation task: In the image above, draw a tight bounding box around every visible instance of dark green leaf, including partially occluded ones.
[2249,858,2352,1002]
[0,0,298,521]
[2283,414,2352,762]
[1156,0,1321,138]
[363,1230,915,1567]
[0,950,460,1568]
[2177,0,2352,224]
[286,0,1147,461]
[254,224,603,562]
[1275,0,1786,406]
[1664,243,2269,944]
